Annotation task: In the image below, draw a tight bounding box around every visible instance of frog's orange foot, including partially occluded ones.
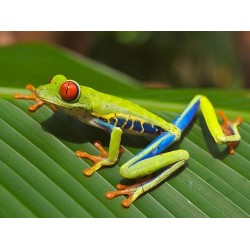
[106,176,151,208]
[106,184,139,208]
[218,110,243,154]
[13,84,58,112]
[76,141,125,176]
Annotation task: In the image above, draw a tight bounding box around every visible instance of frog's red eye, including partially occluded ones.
[59,80,79,102]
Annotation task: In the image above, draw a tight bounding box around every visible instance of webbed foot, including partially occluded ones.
[106,176,151,208]
[218,110,243,154]
[76,141,125,176]
[14,84,58,112]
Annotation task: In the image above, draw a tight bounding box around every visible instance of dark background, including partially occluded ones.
[1,31,249,88]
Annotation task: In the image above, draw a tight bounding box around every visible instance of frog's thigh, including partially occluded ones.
[120,149,189,179]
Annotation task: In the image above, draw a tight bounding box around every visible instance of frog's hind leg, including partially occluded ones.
[106,150,189,207]
[199,96,242,154]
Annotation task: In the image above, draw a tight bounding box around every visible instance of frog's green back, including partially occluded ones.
[87,87,176,133]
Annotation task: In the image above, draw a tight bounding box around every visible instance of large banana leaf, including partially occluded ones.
[0,44,249,217]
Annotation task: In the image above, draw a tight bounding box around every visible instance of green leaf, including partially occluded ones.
[0,44,249,217]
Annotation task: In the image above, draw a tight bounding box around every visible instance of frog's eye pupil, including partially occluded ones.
[59,80,79,101]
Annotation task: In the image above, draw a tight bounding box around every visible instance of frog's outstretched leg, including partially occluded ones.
[199,96,242,152]
[14,84,58,112]
[106,95,242,207]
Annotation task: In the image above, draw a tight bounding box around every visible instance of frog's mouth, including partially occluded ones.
[35,90,49,102]
[34,89,58,106]
[35,89,82,111]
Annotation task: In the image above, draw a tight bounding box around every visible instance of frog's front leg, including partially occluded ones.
[14,84,58,112]
[76,119,124,176]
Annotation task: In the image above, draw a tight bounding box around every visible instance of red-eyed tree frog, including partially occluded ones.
[14,75,243,207]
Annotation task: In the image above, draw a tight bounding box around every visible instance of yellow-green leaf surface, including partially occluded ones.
[0,44,249,217]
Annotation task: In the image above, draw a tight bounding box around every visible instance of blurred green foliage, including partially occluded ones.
[89,32,242,88]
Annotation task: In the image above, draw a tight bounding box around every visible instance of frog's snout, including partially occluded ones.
[34,86,43,97]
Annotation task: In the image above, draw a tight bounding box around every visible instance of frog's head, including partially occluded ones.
[35,74,91,111]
